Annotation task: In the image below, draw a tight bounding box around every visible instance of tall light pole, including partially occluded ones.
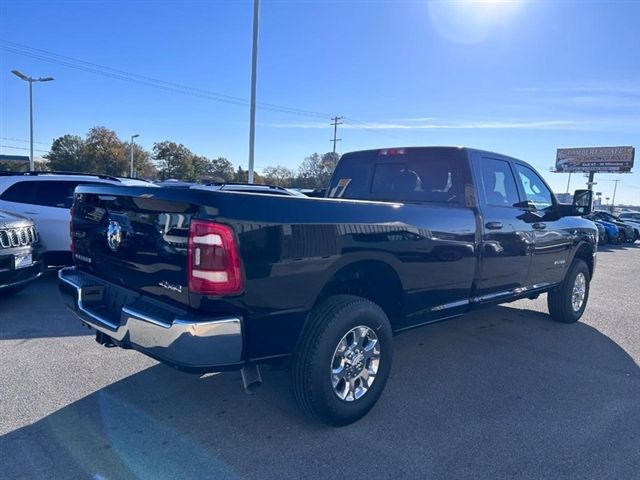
[130,134,139,178]
[247,0,260,184]
[565,172,572,194]
[11,70,54,171]
[610,179,620,214]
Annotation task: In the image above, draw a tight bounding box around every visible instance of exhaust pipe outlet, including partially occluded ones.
[95,331,116,347]
[241,364,262,395]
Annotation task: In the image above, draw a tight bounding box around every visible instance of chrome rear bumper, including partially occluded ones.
[58,267,243,370]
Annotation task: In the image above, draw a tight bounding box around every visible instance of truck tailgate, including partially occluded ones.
[72,186,198,308]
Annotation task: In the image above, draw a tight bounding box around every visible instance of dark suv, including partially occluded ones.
[0,211,44,294]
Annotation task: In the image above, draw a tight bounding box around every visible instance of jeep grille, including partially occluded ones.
[0,226,38,249]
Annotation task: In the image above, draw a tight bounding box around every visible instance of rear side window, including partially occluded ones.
[0,181,39,204]
[36,181,85,208]
[328,150,461,204]
[0,180,102,208]
[478,158,520,207]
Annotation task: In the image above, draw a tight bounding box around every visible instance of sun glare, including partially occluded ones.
[427,0,525,44]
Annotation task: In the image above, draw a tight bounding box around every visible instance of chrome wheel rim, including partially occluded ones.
[330,326,381,402]
[571,272,586,312]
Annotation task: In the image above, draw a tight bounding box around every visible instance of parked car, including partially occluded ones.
[585,215,620,244]
[618,211,640,235]
[0,210,44,294]
[590,210,638,243]
[59,147,597,426]
[193,182,307,197]
[593,222,607,244]
[156,179,198,188]
[0,171,154,266]
[619,211,640,222]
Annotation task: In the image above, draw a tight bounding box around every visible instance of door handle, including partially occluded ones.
[485,221,503,230]
[533,222,547,230]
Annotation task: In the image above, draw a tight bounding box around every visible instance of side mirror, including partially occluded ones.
[571,189,593,216]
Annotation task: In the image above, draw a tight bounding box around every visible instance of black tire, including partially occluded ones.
[291,295,393,426]
[619,230,627,244]
[547,258,590,324]
[604,231,611,245]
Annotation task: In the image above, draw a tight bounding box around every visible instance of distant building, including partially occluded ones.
[0,155,48,172]
[0,154,30,163]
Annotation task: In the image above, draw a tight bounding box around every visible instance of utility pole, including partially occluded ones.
[11,70,54,171]
[247,0,260,184]
[130,134,139,178]
[610,179,620,213]
[565,172,572,194]
[330,116,343,154]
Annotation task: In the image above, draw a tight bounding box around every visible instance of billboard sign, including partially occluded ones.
[555,146,634,173]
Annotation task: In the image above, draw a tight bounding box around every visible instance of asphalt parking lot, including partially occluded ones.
[1,244,639,480]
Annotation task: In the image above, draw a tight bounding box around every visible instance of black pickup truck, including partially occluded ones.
[59,147,597,425]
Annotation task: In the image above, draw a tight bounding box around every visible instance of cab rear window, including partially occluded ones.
[328,149,462,204]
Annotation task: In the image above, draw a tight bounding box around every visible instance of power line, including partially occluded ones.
[330,116,343,153]
[2,40,411,142]
[1,136,49,145]
[1,40,332,119]
[0,144,49,153]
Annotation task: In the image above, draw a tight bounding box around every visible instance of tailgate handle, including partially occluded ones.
[485,221,503,230]
[533,222,547,230]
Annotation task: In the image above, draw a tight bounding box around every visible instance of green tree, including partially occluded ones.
[153,141,194,180]
[209,157,235,182]
[191,155,209,181]
[262,165,296,187]
[297,152,339,188]
[234,166,248,183]
[45,134,86,172]
[128,142,157,179]
[191,156,235,182]
[84,126,129,176]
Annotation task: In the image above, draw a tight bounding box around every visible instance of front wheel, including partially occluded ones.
[547,258,590,323]
[291,295,393,426]
[619,230,627,244]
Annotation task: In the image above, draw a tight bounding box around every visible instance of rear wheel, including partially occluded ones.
[547,258,590,324]
[291,295,393,426]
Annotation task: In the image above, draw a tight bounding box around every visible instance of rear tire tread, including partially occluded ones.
[291,295,390,425]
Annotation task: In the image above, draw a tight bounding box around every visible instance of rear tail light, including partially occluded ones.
[69,206,75,254]
[188,220,244,296]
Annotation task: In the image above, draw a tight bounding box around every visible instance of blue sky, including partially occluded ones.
[1,0,638,204]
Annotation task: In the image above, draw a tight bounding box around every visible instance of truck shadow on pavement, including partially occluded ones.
[2,304,639,480]
[597,242,639,252]
[0,272,92,340]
